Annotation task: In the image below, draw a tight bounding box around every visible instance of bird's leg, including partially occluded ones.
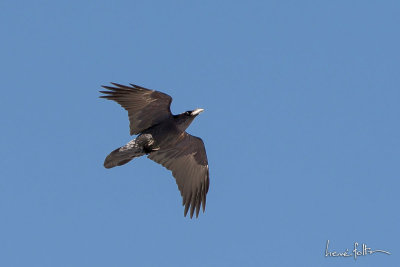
[137,134,160,153]
[143,139,160,153]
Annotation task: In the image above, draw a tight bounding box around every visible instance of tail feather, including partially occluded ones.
[103,147,135,168]
[104,134,155,169]
[104,140,146,169]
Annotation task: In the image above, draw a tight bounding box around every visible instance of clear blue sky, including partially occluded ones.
[1,1,399,266]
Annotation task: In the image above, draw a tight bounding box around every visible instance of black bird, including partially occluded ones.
[100,83,209,218]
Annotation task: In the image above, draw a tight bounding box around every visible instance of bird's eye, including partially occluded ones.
[185,111,191,116]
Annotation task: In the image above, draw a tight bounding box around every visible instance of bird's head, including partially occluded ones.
[174,108,204,131]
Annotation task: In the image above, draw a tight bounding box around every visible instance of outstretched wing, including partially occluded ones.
[100,83,173,135]
[148,133,209,218]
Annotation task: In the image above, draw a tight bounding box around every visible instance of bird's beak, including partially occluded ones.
[191,108,204,116]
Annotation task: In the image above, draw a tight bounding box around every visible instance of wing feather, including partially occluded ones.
[148,133,209,218]
[100,83,173,135]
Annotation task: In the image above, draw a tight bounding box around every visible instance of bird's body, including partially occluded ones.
[100,83,209,218]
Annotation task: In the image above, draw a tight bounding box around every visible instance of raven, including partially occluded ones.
[100,83,209,218]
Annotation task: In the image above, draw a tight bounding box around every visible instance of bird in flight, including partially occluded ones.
[100,82,209,218]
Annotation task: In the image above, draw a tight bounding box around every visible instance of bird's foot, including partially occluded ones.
[143,145,160,153]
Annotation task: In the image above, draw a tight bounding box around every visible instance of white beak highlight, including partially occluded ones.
[191,108,204,116]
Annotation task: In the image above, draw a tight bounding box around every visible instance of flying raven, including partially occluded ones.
[100,83,209,218]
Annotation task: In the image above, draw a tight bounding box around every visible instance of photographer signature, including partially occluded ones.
[325,240,391,260]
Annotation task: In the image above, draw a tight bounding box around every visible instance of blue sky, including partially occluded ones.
[1,1,399,266]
